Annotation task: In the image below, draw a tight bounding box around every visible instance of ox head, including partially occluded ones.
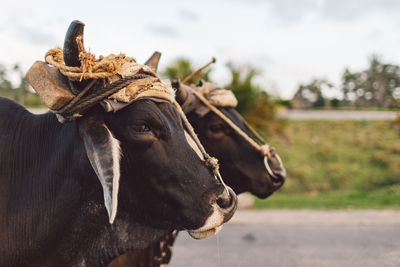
[145,53,285,198]
[163,69,286,198]
[185,104,286,198]
[62,21,236,238]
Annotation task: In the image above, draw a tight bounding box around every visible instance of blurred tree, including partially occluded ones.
[13,64,29,105]
[224,64,261,115]
[162,59,286,137]
[224,63,284,137]
[293,79,333,109]
[0,63,43,107]
[276,99,293,109]
[163,58,211,84]
[341,55,400,108]
[330,98,340,108]
[0,64,15,99]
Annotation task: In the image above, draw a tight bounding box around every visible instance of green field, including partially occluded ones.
[253,189,400,209]
[255,120,400,209]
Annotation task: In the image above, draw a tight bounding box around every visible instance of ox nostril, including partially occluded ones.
[272,173,285,188]
[217,190,231,209]
[216,187,237,224]
[216,188,235,209]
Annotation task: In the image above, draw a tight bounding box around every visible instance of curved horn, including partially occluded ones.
[144,51,161,72]
[171,77,187,103]
[63,20,85,67]
[172,77,200,113]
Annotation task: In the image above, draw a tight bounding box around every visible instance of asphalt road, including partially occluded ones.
[277,110,398,120]
[169,210,400,267]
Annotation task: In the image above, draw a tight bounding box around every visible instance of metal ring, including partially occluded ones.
[274,154,284,170]
[264,154,286,179]
[264,156,278,179]
[274,153,287,177]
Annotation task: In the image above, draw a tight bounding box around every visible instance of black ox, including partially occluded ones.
[0,21,237,267]
[109,55,286,266]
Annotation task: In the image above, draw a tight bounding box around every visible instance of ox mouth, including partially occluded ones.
[254,190,274,199]
[187,225,223,239]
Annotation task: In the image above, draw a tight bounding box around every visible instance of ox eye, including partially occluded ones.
[209,124,224,133]
[131,123,151,133]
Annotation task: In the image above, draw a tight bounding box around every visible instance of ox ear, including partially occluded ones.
[78,113,121,224]
[144,51,161,72]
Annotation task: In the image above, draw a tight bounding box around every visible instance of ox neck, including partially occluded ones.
[0,104,172,267]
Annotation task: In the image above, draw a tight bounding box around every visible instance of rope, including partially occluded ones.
[45,36,134,81]
[43,41,167,122]
[57,79,97,114]
[183,83,288,179]
[44,45,226,181]
[178,58,274,159]
[186,86,273,158]
[43,41,227,185]
[54,74,152,122]
[69,74,151,112]
[173,100,229,192]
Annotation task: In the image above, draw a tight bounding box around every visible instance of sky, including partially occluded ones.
[1,0,400,99]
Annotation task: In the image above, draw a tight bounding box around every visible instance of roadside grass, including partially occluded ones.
[253,187,400,209]
[311,107,400,111]
[255,120,400,209]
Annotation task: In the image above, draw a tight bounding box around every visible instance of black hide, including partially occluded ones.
[0,97,230,266]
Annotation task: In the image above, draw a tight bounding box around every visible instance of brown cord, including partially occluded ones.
[55,74,152,122]
[186,86,273,158]
[44,45,161,121]
[44,44,226,183]
[45,44,131,81]
[173,100,228,191]
[179,58,273,158]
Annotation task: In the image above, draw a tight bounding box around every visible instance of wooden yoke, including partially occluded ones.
[26,21,85,111]
[26,61,74,110]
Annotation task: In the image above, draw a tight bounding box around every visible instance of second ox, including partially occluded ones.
[109,54,286,266]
